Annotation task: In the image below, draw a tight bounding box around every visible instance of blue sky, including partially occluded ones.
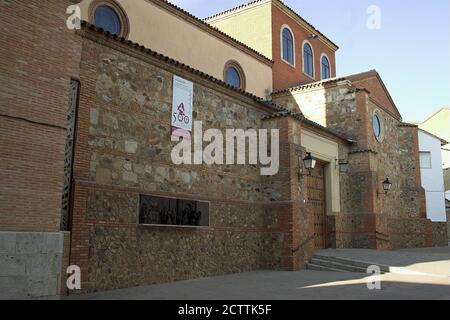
[171,0,450,123]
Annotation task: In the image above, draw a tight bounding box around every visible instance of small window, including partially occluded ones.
[321,55,331,79]
[420,152,432,169]
[303,43,314,78]
[373,114,381,138]
[282,27,294,65]
[224,61,245,90]
[94,5,122,35]
[226,67,241,88]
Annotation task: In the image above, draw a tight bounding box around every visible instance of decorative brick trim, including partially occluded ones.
[348,149,378,155]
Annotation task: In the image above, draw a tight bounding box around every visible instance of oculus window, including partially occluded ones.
[373,114,381,138]
[224,62,245,90]
[94,5,122,35]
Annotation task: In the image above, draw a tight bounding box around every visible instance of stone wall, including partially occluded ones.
[69,27,315,293]
[273,78,433,250]
[0,232,67,299]
[447,211,450,241]
[431,222,448,247]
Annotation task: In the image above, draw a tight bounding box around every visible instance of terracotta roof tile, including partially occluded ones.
[80,21,280,112]
[80,22,350,144]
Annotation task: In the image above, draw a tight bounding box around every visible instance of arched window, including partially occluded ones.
[321,55,331,80]
[225,67,241,89]
[224,61,246,90]
[94,5,122,35]
[303,42,314,78]
[282,27,294,65]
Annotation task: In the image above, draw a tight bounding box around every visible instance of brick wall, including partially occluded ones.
[0,0,82,232]
[271,3,336,91]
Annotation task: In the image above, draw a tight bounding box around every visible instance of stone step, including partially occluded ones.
[305,263,349,273]
[310,258,368,273]
[313,254,390,273]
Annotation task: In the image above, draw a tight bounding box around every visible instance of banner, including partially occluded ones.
[171,75,193,139]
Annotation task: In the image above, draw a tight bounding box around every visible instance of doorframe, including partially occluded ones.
[308,159,328,249]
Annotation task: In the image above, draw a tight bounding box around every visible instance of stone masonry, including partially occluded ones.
[1,0,446,299]
[0,232,68,299]
[273,73,442,249]
[68,25,323,293]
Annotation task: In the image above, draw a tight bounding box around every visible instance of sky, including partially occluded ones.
[170,0,450,123]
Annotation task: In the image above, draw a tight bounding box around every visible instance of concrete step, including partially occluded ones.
[305,263,349,273]
[313,254,390,273]
[309,257,368,273]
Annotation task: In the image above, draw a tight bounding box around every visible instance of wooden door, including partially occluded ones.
[307,163,327,249]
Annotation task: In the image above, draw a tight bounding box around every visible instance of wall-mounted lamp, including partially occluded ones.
[302,152,317,175]
[335,158,349,173]
[382,177,392,194]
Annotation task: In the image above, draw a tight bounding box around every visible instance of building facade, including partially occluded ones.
[0,0,446,298]
[417,129,448,243]
[418,129,447,223]
[420,108,450,170]
[78,0,274,98]
[205,0,338,91]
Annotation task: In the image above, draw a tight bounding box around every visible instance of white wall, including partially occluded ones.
[419,130,447,222]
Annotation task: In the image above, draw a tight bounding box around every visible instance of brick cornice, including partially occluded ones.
[262,111,353,144]
[348,149,378,155]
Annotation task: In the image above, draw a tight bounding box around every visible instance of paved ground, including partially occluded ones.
[316,247,450,277]
[67,247,450,300]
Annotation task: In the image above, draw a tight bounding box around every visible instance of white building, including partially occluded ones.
[420,108,450,169]
[418,129,448,222]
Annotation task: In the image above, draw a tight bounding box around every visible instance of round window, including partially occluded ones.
[94,5,122,35]
[225,67,241,89]
[373,114,382,139]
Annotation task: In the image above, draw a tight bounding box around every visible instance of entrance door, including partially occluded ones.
[307,162,327,249]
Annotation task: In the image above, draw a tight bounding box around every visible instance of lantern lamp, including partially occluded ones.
[382,177,392,194]
[303,152,316,175]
